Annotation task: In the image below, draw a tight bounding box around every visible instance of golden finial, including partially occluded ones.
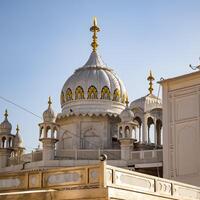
[48,96,52,106]
[90,17,100,52]
[147,70,155,95]
[16,124,19,134]
[4,109,8,119]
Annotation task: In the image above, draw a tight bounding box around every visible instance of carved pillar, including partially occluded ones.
[142,117,148,143]
[119,139,134,160]
[154,123,157,146]
[139,126,142,143]
[0,149,12,168]
[41,138,57,161]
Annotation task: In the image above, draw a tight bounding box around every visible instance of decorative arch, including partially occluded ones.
[113,89,120,101]
[2,137,6,148]
[88,85,98,99]
[125,126,130,138]
[133,116,142,142]
[66,88,73,101]
[53,127,58,139]
[101,86,111,100]
[147,117,154,144]
[8,137,12,148]
[61,91,65,104]
[46,126,51,138]
[75,86,85,100]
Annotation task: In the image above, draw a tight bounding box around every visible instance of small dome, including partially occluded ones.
[119,102,134,122]
[0,110,12,134]
[14,125,24,148]
[43,97,55,122]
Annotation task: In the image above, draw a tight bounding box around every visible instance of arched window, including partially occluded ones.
[9,137,12,147]
[66,88,73,101]
[133,117,142,142]
[46,126,51,138]
[88,85,98,99]
[113,89,120,101]
[61,91,65,104]
[147,117,154,144]
[2,137,6,148]
[53,127,58,139]
[125,126,130,138]
[75,86,85,100]
[101,86,111,100]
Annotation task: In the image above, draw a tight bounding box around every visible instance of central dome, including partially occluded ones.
[59,18,127,117]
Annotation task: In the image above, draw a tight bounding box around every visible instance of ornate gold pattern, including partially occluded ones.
[101,86,111,100]
[75,86,85,100]
[147,70,155,95]
[113,89,120,101]
[66,88,73,101]
[88,86,98,99]
[90,17,100,52]
[61,91,65,104]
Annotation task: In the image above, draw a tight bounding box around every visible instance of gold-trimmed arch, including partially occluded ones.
[75,86,85,100]
[66,88,73,101]
[101,86,111,100]
[113,88,120,101]
[61,91,65,104]
[88,85,98,99]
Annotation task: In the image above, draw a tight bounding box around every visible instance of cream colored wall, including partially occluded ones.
[161,71,200,186]
[56,115,118,151]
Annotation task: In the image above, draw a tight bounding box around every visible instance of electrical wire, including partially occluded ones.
[0,95,119,159]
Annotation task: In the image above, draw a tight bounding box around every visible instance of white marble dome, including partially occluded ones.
[0,111,12,134]
[43,98,55,122]
[119,106,134,122]
[59,51,127,117]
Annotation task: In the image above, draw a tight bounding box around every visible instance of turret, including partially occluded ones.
[0,110,14,168]
[118,99,137,160]
[12,125,25,164]
[39,97,59,161]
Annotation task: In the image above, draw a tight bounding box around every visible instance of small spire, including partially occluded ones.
[125,96,129,107]
[90,17,100,52]
[147,70,155,95]
[4,109,8,119]
[16,124,19,134]
[48,96,52,107]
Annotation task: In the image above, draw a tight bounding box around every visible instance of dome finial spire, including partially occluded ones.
[48,96,52,107]
[4,109,8,119]
[147,70,155,95]
[90,17,100,52]
[16,124,19,134]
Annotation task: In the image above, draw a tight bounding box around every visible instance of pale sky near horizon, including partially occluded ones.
[0,0,200,151]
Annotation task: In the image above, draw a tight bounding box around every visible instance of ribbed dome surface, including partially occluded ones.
[59,51,127,116]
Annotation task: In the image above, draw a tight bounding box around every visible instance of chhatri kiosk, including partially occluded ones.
[0,18,199,200]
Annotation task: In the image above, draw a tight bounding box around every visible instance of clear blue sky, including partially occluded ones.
[0,0,200,151]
